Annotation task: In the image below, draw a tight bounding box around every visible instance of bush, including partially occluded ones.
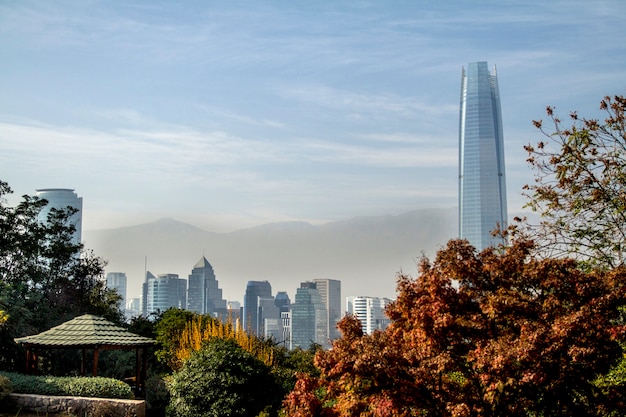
[0,374,13,408]
[167,338,283,417]
[0,372,133,399]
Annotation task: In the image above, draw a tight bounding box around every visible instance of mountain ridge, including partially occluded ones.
[84,207,458,307]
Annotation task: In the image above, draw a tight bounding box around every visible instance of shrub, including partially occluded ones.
[0,372,133,399]
[167,338,283,417]
[0,374,13,409]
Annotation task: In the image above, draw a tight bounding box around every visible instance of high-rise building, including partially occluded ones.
[105,272,127,310]
[313,279,341,341]
[459,61,508,250]
[186,257,227,319]
[291,282,328,349]
[346,296,392,335]
[141,271,156,317]
[126,297,141,320]
[275,291,291,314]
[145,273,187,314]
[243,281,272,335]
[35,188,83,245]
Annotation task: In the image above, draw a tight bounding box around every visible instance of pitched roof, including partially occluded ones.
[194,256,212,270]
[14,314,155,348]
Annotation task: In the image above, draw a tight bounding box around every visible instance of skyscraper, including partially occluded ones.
[459,61,508,250]
[186,257,227,319]
[35,188,83,245]
[243,281,272,335]
[145,273,187,314]
[291,282,328,349]
[313,278,341,341]
[105,272,127,310]
[346,296,392,335]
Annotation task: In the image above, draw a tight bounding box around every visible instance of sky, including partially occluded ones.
[1,0,626,234]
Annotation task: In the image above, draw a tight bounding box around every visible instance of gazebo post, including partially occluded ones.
[81,348,86,376]
[92,346,99,377]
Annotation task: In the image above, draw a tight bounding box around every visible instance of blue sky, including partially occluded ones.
[2,0,625,232]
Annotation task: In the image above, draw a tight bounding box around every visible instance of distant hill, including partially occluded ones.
[84,208,458,306]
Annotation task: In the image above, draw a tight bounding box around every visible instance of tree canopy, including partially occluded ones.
[0,180,123,372]
[522,95,626,268]
[283,239,626,417]
[168,338,282,417]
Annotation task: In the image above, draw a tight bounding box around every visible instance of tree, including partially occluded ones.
[283,239,626,417]
[522,94,626,268]
[167,338,283,417]
[0,180,123,372]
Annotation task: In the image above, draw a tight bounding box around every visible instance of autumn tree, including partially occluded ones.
[283,239,626,417]
[523,94,626,267]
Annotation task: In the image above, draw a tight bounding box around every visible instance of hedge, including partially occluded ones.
[0,372,133,399]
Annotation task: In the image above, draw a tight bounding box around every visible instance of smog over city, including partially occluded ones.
[2,1,625,303]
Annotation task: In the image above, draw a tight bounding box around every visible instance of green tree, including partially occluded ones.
[0,180,123,372]
[168,338,283,417]
[154,308,198,370]
[283,239,626,417]
[522,94,626,268]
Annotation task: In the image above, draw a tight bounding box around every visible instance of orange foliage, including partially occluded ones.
[283,239,626,416]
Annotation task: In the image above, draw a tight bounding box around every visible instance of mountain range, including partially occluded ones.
[83,207,458,306]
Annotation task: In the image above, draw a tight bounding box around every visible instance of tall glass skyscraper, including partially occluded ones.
[459,61,508,250]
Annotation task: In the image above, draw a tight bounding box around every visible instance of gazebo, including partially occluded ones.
[15,314,155,397]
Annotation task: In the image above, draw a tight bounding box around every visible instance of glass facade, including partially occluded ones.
[313,279,341,341]
[105,272,127,310]
[146,273,187,314]
[243,281,272,335]
[291,282,328,349]
[187,257,227,319]
[459,61,508,250]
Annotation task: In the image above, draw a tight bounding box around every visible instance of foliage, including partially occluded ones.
[283,239,626,417]
[156,309,275,371]
[0,374,11,398]
[0,371,133,399]
[0,374,13,411]
[167,338,282,417]
[146,374,171,411]
[0,180,124,372]
[154,308,197,370]
[522,95,626,268]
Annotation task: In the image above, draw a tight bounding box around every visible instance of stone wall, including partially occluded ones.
[10,393,145,417]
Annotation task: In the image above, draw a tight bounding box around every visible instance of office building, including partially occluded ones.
[187,257,227,319]
[313,279,341,341]
[275,291,291,314]
[145,273,187,314]
[346,296,392,335]
[459,61,508,250]
[35,188,83,245]
[126,298,141,320]
[291,282,328,349]
[281,311,291,349]
[105,272,127,310]
[243,281,272,335]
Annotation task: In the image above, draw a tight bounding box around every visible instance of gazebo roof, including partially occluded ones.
[14,314,155,348]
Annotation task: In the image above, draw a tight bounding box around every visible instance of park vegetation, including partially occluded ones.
[1,94,626,416]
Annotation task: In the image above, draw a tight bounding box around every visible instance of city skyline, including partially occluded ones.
[2,2,625,234]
